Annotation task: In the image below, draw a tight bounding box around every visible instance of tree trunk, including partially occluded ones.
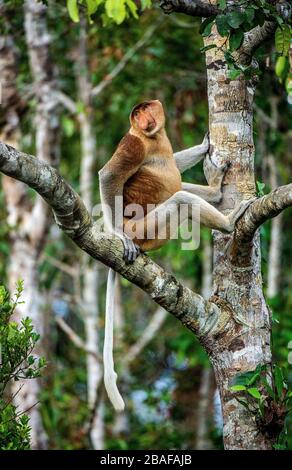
[204,33,272,449]
[76,19,104,450]
[195,236,213,449]
[195,367,212,450]
[267,155,282,299]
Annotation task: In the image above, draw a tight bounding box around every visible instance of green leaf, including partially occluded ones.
[230,385,247,392]
[216,15,230,37]
[229,29,244,52]
[228,68,241,80]
[247,388,262,399]
[86,0,103,16]
[126,0,138,19]
[275,56,289,82]
[200,44,217,53]
[67,0,79,23]
[245,8,255,24]
[105,0,126,24]
[262,377,276,400]
[232,365,263,387]
[141,0,152,8]
[257,181,266,196]
[286,75,292,97]
[275,25,291,57]
[218,0,226,10]
[273,365,285,398]
[200,16,216,37]
[247,372,260,386]
[62,117,75,138]
[226,11,245,29]
[235,397,250,410]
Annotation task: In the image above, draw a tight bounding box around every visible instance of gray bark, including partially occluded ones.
[203,20,272,449]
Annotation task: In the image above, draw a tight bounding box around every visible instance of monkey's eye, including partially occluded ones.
[134,110,139,117]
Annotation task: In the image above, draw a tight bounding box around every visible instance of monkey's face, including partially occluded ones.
[130,100,165,136]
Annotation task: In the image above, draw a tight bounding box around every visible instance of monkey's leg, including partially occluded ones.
[181,156,229,203]
[182,182,222,204]
[127,191,253,250]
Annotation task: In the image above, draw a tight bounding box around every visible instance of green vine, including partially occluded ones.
[230,364,292,449]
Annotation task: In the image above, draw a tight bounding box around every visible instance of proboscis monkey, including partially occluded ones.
[99,100,252,411]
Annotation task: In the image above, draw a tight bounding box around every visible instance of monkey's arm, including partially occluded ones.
[174,133,209,173]
[99,134,145,263]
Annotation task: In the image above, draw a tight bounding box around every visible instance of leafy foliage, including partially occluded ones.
[230,364,292,448]
[199,0,292,92]
[67,0,152,24]
[0,282,46,450]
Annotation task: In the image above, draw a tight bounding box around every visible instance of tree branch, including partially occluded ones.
[237,184,292,243]
[0,141,225,340]
[55,317,101,362]
[55,90,78,114]
[91,18,163,98]
[159,0,218,17]
[238,21,276,62]
[124,307,167,366]
[55,19,162,114]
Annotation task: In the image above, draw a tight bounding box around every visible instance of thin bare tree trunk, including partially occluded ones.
[195,236,213,449]
[195,367,212,450]
[256,97,282,299]
[201,235,213,299]
[267,98,282,299]
[4,0,60,449]
[267,155,282,299]
[76,19,104,450]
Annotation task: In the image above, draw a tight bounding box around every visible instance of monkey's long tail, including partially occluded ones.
[103,268,125,412]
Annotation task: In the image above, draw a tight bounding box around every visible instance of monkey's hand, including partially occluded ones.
[201,132,210,154]
[203,154,230,189]
[115,229,140,264]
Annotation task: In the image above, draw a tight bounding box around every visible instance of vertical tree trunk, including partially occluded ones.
[201,234,213,299]
[195,235,213,449]
[203,31,272,449]
[195,367,212,450]
[266,97,282,299]
[76,19,104,450]
[5,0,60,449]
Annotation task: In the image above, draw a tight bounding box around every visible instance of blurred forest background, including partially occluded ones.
[0,0,291,450]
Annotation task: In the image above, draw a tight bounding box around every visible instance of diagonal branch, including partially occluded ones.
[0,141,225,341]
[55,19,163,113]
[55,90,78,114]
[237,184,292,243]
[159,1,290,60]
[238,21,276,62]
[55,317,101,362]
[91,18,163,98]
[159,0,218,18]
[124,307,167,366]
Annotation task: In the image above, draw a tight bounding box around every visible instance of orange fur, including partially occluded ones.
[101,100,182,251]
